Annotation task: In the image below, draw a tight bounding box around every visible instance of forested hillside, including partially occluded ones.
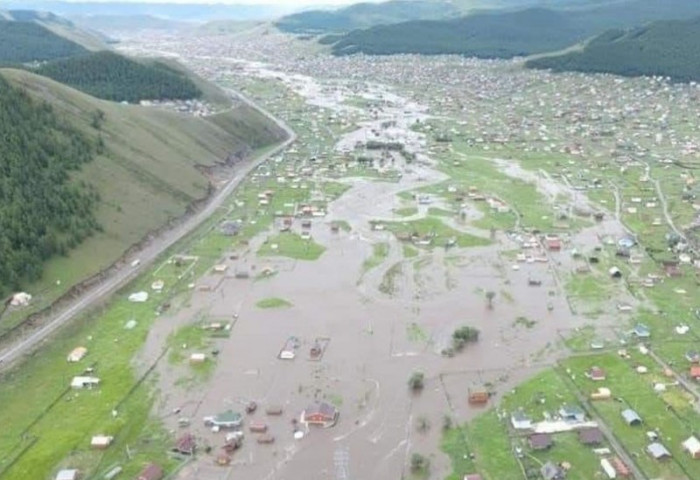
[330,8,585,57]
[0,20,87,63]
[526,17,700,82]
[326,0,700,58]
[276,1,459,34]
[0,67,286,332]
[0,75,99,295]
[35,51,202,102]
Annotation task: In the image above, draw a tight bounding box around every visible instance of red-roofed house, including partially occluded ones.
[587,366,606,381]
[691,366,700,380]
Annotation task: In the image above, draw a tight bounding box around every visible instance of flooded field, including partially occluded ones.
[129,62,637,480]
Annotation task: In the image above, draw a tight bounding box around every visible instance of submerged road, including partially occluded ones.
[0,90,296,370]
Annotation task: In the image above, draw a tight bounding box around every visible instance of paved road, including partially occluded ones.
[0,90,295,370]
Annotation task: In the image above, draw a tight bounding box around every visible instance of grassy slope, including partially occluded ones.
[0,69,284,335]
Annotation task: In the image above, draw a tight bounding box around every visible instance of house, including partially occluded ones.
[611,457,630,477]
[219,221,240,236]
[559,404,586,423]
[204,410,243,429]
[682,436,700,459]
[609,267,622,278]
[600,458,616,479]
[468,390,490,405]
[464,475,483,480]
[540,461,565,480]
[591,387,612,401]
[632,324,650,338]
[265,405,283,416]
[579,428,604,446]
[618,236,636,249]
[189,353,206,364]
[249,421,268,433]
[544,235,561,251]
[67,347,87,363]
[691,365,700,380]
[90,435,113,449]
[587,367,606,381]
[510,410,533,430]
[302,402,339,427]
[664,262,681,278]
[529,433,553,450]
[173,433,196,455]
[56,469,79,480]
[621,409,642,426]
[136,463,163,480]
[685,351,700,363]
[647,442,672,460]
[10,291,32,307]
[70,376,100,389]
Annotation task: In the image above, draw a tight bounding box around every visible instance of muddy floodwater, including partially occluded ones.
[134,63,634,480]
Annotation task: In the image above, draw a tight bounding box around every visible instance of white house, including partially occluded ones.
[510,411,532,430]
[90,435,114,449]
[600,458,616,479]
[56,469,79,480]
[71,376,100,389]
[682,436,700,459]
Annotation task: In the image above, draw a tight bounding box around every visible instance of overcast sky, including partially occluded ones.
[47,0,368,5]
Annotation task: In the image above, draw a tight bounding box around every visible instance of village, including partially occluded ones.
[10,23,700,480]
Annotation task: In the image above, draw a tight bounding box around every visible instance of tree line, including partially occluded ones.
[35,51,202,103]
[0,21,88,63]
[0,74,100,296]
[526,17,700,83]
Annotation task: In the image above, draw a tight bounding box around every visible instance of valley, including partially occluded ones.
[0,4,699,480]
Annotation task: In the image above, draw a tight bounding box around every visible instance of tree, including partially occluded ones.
[410,453,430,474]
[452,325,480,351]
[408,371,425,391]
[442,415,453,431]
[416,416,430,433]
[485,290,496,309]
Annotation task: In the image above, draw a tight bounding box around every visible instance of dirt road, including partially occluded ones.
[0,91,296,370]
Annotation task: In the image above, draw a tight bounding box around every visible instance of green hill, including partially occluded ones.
[326,0,700,58]
[0,20,88,63]
[526,17,700,82]
[330,8,585,57]
[0,74,99,296]
[34,51,202,103]
[0,68,286,333]
[5,9,109,50]
[276,0,460,34]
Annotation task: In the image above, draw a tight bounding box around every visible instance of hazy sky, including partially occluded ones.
[49,0,367,4]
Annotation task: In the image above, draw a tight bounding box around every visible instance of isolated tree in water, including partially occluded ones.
[485,291,496,309]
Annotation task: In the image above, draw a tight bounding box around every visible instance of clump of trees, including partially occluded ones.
[0,75,99,296]
[410,453,430,475]
[408,371,425,391]
[0,21,87,63]
[35,51,202,103]
[485,290,496,309]
[526,18,700,83]
[452,326,480,351]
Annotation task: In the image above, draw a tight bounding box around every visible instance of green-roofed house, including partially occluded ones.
[204,410,243,429]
